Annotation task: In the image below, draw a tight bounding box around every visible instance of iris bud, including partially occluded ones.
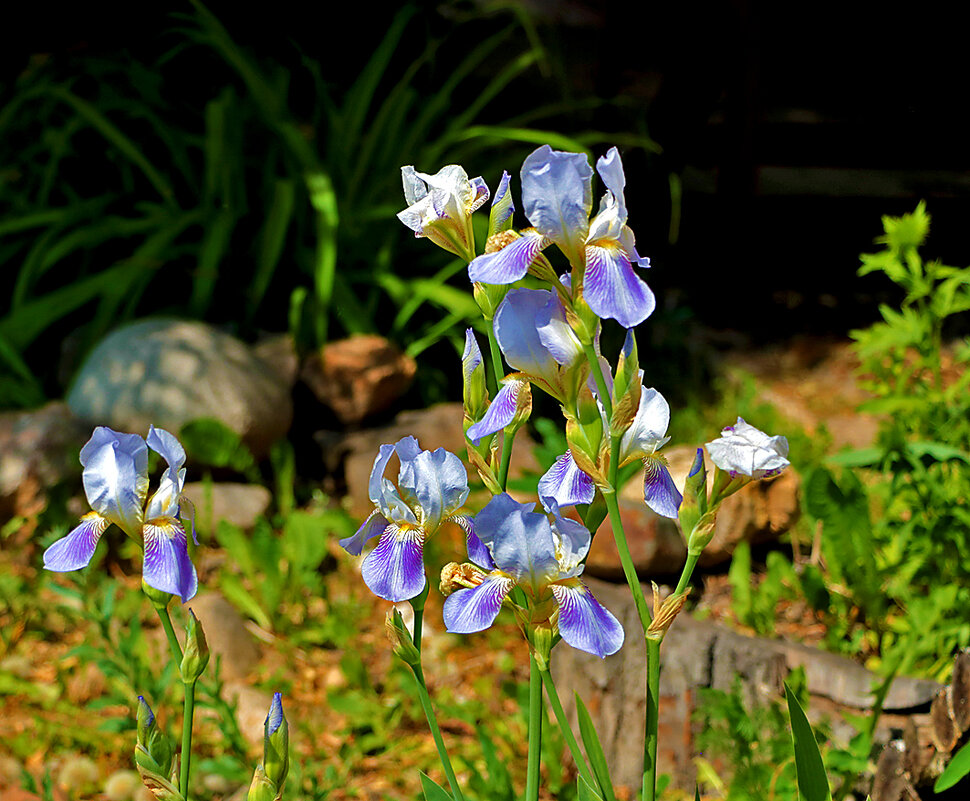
[385,608,421,667]
[134,697,180,801]
[180,610,210,684]
[262,693,289,791]
[677,448,707,539]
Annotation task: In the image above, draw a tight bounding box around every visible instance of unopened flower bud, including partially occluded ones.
[473,281,511,321]
[488,171,515,237]
[180,610,209,684]
[528,624,554,671]
[462,330,488,421]
[677,448,708,537]
[686,510,718,556]
[134,697,180,800]
[247,765,277,801]
[646,583,690,641]
[262,693,288,791]
[385,608,421,666]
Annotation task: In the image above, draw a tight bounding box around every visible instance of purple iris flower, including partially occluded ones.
[443,493,624,658]
[467,145,654,329]
[340,436,471,602]
[43,426,198,603]
[618,385,682,519]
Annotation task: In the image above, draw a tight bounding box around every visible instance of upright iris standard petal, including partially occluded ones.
[706,417,790,478]
[80,427,149,538]
[142,519,198,603]
[642,457,683,519]
[521,145,593,266]
[551,582,624,657]
[535,289,584,367]
[494,289,561,387]
[340,510,390,556]
[397,447,470,531]
[473,494,559,585]
[367,441,417,524]
[619,387,672,463]
[360,526,426,602]
[43,512,109,572]
[468,230,547,284]
[548,508,592,575]
[538,452,595,509]
[465,380,523,445]
[145,426,187,520]
[584,243,656,329]
[443,575,514,633]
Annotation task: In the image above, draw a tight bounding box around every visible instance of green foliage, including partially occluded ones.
[785,683,832,801]
[728,542,802,636]
[935,739,970,792]
[575,693,617,801]
[179,419,260,481]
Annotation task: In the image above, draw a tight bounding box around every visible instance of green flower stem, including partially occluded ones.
[408,589,465,801]
[486,327,505,398]
[410,662,466,801]
[180,679,197,801]
[642,638,661,801]
[538,667,596,790]
[602,488,652,629]
[155,606,184,666]
[525,655,543,801]
[582,342,613,420]
[672,552,701,599]
[497,430,515,492]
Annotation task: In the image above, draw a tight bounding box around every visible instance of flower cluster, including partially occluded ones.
[44,426,198,602]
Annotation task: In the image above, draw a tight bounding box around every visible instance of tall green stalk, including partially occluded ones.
[525,656,543,801]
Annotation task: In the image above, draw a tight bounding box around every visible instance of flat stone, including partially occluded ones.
[66,319,292,458]
[301,334,416,425]
[184,592,261,681]
[182,482,271,534]
[0,402,90,520]
[585,496,688,578]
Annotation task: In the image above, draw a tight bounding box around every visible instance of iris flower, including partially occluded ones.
[705,418,790,478]
[468,145,654,328]
[397,165,489,262]
[340,436,471,602]
[43,426,198,602]
[443,493,623,658]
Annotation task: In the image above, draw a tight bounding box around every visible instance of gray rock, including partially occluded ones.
[0,402,90,520]
[182,482,272,534]
[66,319,292,458]
[184,592,261,681]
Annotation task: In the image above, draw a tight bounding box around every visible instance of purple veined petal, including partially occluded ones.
[468,231,547,285]
[465,380,523,446]
[472,493,558,584]
[488,170,515,236]
[340,510,390,556]
[538,452,595,509]
[494,289,561,389]
[266,692,284,736]
[619,226,651,268]
[521,145,593,266]
[143,518,198,603]
[397,446,470,530]
[360,525,426,602]
[80,427,149,538]
[552,581,624,657]
[584,242,656,329]
[535,291,583,367]
[450,514,495,570]
[367,441,416,524]
[43,512,109,572]
[469,176,490,213]
[642,457,683,519]
[443,574,513,633]
[145,426,187,520]
[619,387,671,462]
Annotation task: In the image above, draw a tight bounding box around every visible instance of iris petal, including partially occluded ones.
[468,231,545,284]
[340,510,390,556]
[521,145,592,265]
[465,381,522,446]
[80,427,148,538]
[472,493,558,583]
[451,515,495,570]
[619,387,671,462]
[642,458,683,519]
[552,582,624,657]
[43,513,109,572]
[145,426,187,520]
[143,519,198,603]
[398,447,470,530]
[584,243,656,329]
[360,526,426,602]
[367,441,416,524]
[494,289,560,388]
[538,452,595,509]
[443,575,513,633]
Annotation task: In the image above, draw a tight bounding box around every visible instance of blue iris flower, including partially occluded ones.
[43,426,198,602]
[340,436,471,602]
[468,145,655,329]
[443,493,624,658]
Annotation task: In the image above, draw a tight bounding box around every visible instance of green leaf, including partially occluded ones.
[935,738,970,791]
[575,693,617,801]
[785,683,831,801]
[218,573,272,631]
[577,774,604,801]
[178,419,259,479]
[418,771,454,801]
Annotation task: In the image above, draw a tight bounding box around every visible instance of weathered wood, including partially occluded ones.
[950,650,970,732]
[872,741,917,801]
[930,687,958,753]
